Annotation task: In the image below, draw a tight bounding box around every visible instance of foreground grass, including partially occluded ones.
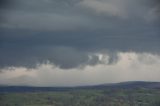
[0,88,160,106]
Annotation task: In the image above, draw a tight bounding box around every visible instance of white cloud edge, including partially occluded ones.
[0,52,160,86]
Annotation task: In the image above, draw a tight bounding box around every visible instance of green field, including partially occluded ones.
[0,88,160,106]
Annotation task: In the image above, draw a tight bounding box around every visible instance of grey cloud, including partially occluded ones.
[0,0,160,69]
[0,45,101,69]
[0,28,160,69]
[0,0,159,30]
[0,0,9,8]
[1,11,91,30]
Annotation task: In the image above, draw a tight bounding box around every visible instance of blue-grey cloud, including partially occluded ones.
[0,0,160,69]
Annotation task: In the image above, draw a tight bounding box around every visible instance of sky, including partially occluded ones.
[0,0,160,86]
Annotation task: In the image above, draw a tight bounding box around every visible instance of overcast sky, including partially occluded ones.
[0,0,160,86]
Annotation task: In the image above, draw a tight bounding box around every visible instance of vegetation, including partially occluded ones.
[0,88,160,106]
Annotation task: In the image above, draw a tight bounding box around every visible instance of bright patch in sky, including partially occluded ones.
[0,52,160,86]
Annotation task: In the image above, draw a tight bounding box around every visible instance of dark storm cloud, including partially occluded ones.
[0,0,11,23]
[0,0,160,69]
[0,29,160,69]
[0,0,159,30]
[0,0,8,7]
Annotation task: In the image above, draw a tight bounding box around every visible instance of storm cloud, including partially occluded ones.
[0,0,160,68]
[0,0,160,86]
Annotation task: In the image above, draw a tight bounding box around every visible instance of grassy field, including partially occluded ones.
[0,88,160,106]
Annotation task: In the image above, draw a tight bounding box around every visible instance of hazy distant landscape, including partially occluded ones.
[0,81,160,106]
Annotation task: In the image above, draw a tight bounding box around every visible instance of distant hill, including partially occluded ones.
[0,81,160,93]
[88,81,160,89]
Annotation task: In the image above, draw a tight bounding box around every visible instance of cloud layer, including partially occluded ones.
[0,0,160,68]
[0,0,160,86]
[0,0,159,30]
[0,29,160,69]
[0,52,160,86]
